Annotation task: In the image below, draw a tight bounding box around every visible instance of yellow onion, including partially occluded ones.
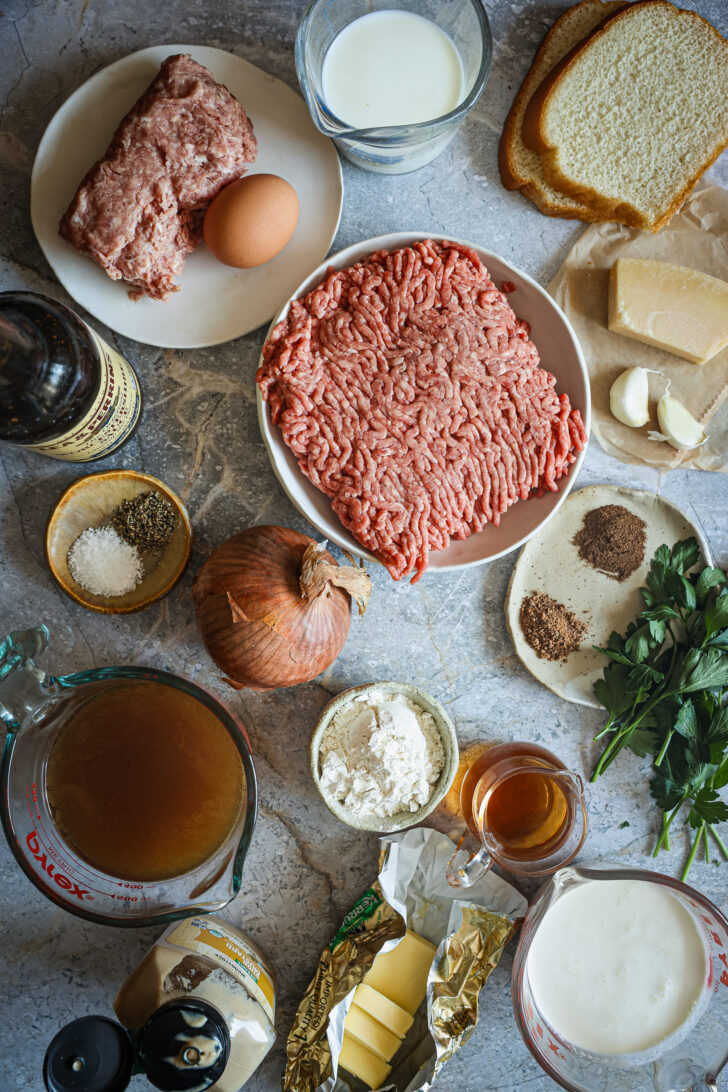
[192,525,371,690]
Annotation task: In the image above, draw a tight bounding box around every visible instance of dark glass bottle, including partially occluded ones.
[0,291,142,461]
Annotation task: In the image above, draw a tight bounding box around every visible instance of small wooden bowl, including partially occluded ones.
[46,470,192,614]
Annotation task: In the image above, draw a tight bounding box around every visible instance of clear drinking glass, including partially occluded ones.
[295,0,492,174]
[0,626,257,927]
[512,863,728,1092]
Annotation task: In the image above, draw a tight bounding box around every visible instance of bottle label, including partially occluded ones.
[165,917,276,1023]
[22,326,141,461]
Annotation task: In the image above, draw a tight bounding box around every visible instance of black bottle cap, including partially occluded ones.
[43,1016,134,1092]
[137,998,230,1092]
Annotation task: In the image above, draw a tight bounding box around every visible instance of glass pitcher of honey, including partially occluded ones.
[447,742,588,887]
[0,626,257,926]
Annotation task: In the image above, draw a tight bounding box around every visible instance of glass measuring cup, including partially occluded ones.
[512,863,728,1092]
[295,0,492,174]
[0,626,257,927]
[446,742,588,887]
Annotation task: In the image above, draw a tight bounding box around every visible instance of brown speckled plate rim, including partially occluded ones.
[45,469,192,615]
[309,681,459,833]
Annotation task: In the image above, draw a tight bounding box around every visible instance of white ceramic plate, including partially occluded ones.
[31,45,343,348]
[256,232,591,574]
[505,485,711,707]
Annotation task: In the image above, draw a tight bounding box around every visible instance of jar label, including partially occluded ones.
[22,326,141,461]
[166,917,276,1022]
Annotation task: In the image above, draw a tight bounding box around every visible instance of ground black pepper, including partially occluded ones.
[519,592,587,662]
[112,491,176,552]
[573,504,646,582]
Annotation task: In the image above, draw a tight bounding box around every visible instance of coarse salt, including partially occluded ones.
[67,526,143,598]
[319,692,444,819]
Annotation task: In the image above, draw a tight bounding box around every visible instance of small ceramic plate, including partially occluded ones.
[46,470,191,613]
[505,485,710,707]
[309,682,459,832]
[31,45,343,348]
[257,231,590,574]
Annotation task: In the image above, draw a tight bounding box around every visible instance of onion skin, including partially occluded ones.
[192,525,352,690]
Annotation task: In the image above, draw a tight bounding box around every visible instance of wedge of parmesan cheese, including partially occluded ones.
[608,258,728,365]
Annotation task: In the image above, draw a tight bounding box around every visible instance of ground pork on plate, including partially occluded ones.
[59,53,257,301]
[258,240,587,582]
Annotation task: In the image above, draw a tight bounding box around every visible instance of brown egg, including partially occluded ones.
[203,174,299,269]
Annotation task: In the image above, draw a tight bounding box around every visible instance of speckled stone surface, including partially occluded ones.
[2,2,728,1090]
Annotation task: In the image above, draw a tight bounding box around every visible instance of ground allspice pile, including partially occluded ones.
[519,592,587,662]
[573,504,647,582]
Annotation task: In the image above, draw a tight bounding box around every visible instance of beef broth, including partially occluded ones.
[45,679,245,881]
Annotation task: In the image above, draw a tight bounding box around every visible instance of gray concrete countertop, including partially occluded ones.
[2,1,728,1089]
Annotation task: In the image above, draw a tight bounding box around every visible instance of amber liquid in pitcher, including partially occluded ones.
[45,680,244,882]
[460,742,572,859]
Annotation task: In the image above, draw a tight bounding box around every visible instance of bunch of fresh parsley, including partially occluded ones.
[591,537,728,881]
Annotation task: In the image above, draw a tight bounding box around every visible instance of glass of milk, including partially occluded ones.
[512,863,728,1092]
[295,0,492,173]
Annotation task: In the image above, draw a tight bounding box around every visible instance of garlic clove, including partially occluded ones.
[609,366,651,427]
[655,395,706,450]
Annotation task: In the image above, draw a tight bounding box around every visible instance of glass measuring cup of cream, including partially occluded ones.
[512,863,728,1092]
[446,742,588,887]
[0,626,257,926]
[295,0,492,173]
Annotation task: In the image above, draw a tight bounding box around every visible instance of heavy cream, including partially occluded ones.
[526,879,708,1056]
[321,10,463,129]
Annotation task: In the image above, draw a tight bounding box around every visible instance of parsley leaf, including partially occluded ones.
[689,788,728,828]
[670,538,702,573]
[695,566,727,605]
[705,590,728,639]
[628,728,658,757]
[673,701,698,740]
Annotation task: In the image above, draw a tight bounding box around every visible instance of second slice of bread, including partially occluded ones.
[498,0,625,220]
[522,0,728,231]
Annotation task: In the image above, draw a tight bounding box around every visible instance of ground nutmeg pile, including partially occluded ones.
[519,592,587,662]
[573,504,646,582]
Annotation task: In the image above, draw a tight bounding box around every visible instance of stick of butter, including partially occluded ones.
[608,257,728,364]
[352,983,414,1038]
[344,1003,403,1061]
[362,929,436,1016]
[339,1034,392,1089]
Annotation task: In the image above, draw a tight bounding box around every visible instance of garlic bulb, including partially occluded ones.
[609,367,650,427]
[655,395,706,450]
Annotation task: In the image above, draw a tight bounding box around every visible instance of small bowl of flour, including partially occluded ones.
[309,682,458,832]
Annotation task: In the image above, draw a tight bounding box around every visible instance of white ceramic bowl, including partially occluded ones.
[257,231,591,575]
[309,681,459,832]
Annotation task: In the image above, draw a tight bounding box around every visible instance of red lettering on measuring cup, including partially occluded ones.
[25,829,92,901]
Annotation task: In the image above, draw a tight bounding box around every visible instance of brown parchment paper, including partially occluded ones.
[548,185,728,473]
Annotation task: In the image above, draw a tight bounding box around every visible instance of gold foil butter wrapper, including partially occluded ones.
[284,827,527,1092]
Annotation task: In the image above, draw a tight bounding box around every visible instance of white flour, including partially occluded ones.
[319,691,444,818]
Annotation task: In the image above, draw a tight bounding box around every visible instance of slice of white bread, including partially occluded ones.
[498,0,626,220]
[522,0,728,231]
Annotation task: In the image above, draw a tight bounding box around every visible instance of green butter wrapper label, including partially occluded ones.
[284,881,405,1092]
